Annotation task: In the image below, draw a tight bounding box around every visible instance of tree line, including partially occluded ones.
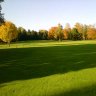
[1,0,96,46]
[1,21,96,46]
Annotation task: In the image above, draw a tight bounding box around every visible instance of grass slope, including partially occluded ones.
[0,40,96,96]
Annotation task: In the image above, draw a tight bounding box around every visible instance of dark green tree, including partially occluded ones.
[27,29,32,40]
[71,28,82,40]
[17,27,27,41]
[0,0,4,25]
[31,30,38,40]
[38,30,48,40]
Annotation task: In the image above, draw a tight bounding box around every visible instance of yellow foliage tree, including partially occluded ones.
[75,23,83,33]
[0,21,18,46]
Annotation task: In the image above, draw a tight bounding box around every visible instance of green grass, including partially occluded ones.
[0,40,96,96]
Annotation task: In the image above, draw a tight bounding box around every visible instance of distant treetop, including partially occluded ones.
[0,0,4,3]
[0,0,4,25]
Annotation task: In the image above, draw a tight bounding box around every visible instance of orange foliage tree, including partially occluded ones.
[63,23,71,40]
[87,26,96,39]
[48,24,63,40]
[48,27,58,40]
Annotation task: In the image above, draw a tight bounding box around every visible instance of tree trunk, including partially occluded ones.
[8,41,10,47]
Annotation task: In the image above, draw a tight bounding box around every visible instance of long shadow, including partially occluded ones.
[0,44,96,84]
[53,83,96,96]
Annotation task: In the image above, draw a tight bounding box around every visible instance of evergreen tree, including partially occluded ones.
[0,0,4,25]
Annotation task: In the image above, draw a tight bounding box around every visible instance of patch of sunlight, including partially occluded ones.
[1,40,96,49]
[45,67,96,96]
[0,67,96,96]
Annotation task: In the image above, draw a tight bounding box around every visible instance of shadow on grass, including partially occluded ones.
[53,84,96,96]
[0,44,96,84]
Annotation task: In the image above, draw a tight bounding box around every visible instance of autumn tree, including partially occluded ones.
[75,23,83,33]
[48,27,57,40]
[0,21,18,46]
[87,25,96,40]
[63,23,71,40]
[63,29,68,40]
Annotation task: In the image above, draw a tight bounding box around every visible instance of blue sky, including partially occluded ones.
[2,0,96,31]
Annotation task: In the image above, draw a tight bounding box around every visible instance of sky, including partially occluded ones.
[1,0,96,31]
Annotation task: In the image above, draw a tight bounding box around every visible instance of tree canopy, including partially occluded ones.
[0,0,4,25]
[0,21,18,46]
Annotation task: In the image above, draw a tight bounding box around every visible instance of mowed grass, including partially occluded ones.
[0,40,96,96]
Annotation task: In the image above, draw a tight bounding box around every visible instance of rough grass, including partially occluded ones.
[0,40,96,96]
